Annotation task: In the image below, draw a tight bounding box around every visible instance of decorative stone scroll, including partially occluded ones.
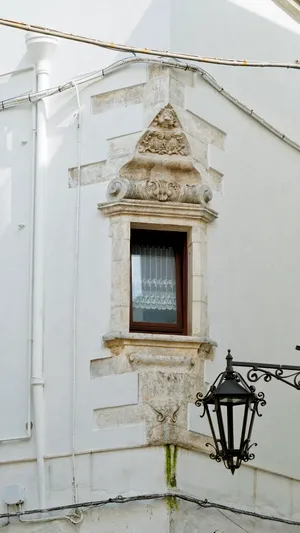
[107,177,213,205]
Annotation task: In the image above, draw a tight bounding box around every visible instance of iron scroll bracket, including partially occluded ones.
[232,351,300,390]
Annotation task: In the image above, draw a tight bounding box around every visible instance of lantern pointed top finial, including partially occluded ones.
[226,349,233,373]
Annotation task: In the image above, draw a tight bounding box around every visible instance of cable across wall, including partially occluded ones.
[0,56,300,155]
[1,492,300,529]
[2,16,300,70]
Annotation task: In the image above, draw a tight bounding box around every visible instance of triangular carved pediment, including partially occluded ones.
[137,104,190,158]
[106,104,213,207]
[120,104,197,181]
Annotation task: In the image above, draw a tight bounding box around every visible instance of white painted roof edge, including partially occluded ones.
[272,0,300,22]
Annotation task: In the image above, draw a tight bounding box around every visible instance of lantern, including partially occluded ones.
[196,350,266,474]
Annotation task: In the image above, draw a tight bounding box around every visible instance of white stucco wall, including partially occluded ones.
[171,0,300,479]
[1,0,300,531]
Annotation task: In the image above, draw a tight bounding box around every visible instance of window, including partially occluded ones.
[130,229,187,334]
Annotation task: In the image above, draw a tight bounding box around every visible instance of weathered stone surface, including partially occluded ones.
[119,104,202,186]
[91,84,145,114]
[143,77,168,111]
[91,354,131,378]
[169,76,185,107]
[91,332,216,450]
[185,109,225,149]
[99,198,217,223]
[68,161,107,187]
[106,177,213,205]
[108,133,141,159]
[102,332,216,359]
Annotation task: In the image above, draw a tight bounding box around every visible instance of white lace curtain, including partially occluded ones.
[132,244,177,311]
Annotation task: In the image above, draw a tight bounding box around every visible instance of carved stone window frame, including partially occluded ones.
[96,102,220,452]
[98,199,217,349]
[98,104,218,362]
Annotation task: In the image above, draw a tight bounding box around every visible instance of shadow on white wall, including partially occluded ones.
[0,169,11,237]
[228,0,300,32]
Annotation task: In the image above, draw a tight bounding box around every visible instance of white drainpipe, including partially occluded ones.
[25,33,58,508]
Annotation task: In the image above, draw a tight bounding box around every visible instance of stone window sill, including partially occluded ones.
[103,331,216,366]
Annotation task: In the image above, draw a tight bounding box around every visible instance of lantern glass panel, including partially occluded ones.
[221,402,250,453]
[207,398,252,455]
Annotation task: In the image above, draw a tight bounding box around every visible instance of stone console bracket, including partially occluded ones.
[100,332,216,450]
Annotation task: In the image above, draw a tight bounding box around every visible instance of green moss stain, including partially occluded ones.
[165,444,179,511]
[166,495,178,511]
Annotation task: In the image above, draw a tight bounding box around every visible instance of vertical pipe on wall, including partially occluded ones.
[25,33,59,508]
[70,80,81,504]
[26,66,37,441]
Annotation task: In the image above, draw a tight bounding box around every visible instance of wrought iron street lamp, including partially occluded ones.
[195,348,300,474]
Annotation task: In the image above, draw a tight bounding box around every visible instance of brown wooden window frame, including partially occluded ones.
[130,228,187,335]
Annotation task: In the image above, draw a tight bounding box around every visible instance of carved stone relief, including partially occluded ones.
[104,104,215,205]
[119,104,202,187]
[107,177,213,205]
[138,130,189,157]
[138,105,190,157]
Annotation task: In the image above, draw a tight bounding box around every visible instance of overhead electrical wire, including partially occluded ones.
[1,492,300,528]
[1,17,300,70]
[0,56,299,155]
[216,507,250,533]
[17,510,83,526]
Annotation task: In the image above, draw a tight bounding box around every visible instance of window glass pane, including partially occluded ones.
[131,244,177,324]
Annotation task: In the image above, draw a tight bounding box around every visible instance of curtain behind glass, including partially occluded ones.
[132,244,177,323]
